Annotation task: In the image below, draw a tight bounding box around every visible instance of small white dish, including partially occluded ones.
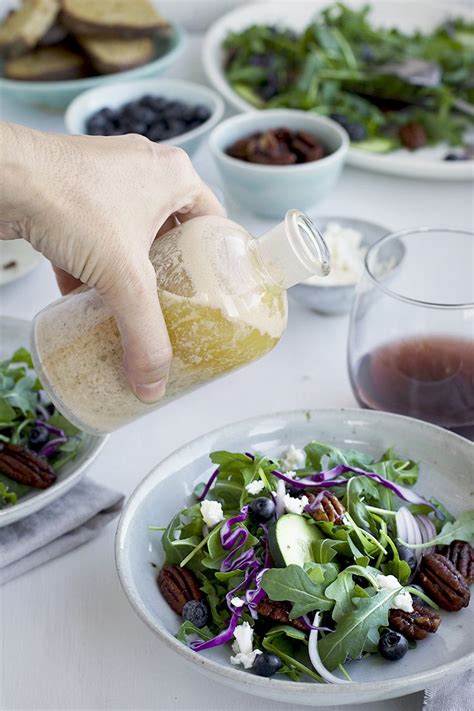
[202,0,473,182]
[0,317,107,527]
[209,110,348,218]
[65,78,225,157]
[0,241,43,287]
[290,216,392,315]
[116,408,473,707]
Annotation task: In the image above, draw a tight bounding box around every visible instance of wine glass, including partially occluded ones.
[348,228,474,439]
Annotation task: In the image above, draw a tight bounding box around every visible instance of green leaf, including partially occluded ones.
[0,399,16,423]
[4,375,37,415]
[10,348,34,368]
[319,588,399,670]
[400,510,474,549]
[325,565,379,622]
[0,480,17,507]
[0,472,30,499]
[47,412,81,437]
[311,538,340,564]
[175,621,214,644]
[199,577,228,626]
[262,627,323,683]
[261,564,333,618]
[304,561,339,586]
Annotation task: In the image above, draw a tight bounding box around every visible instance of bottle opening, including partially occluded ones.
[256,209,331,289]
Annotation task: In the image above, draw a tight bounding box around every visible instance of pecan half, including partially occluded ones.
[417,553,470,611]
[290,131,325,162]
[0,442,56,489]
[399,121,427,150]
[306,491,345,524]
[389,601,441,641]
[257,597,307,632]
[443,541,474,585]
[158,565,202,615]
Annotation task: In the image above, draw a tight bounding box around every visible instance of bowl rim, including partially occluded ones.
[0,23,186,94]
[64,78,225,147]
[115,407,474,701]
[208,109,349,173]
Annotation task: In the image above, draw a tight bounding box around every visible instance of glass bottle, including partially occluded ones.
[31,209,330,434]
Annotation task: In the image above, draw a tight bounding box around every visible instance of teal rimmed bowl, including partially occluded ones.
[0,24,185,110]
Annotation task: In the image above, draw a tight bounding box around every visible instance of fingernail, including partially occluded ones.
[134,379,167,404]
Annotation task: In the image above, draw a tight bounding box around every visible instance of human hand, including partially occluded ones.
[0,123,224,402]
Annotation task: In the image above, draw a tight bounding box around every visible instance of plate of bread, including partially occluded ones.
[0,0,185,108]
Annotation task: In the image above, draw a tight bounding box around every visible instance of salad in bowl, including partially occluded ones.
[152,439,473,683]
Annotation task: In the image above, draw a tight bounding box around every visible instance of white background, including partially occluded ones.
[1,18,473,711]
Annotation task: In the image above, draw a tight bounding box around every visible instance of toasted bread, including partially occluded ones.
[61,0,169,38]
[78,35,154,74]
[0,0,59,57]
[4,43,89,80]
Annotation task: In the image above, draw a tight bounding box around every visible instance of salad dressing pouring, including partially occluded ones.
[31,210,330,434]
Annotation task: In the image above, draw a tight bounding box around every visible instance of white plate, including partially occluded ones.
[0,241,43,287]
[116,408,474,707]
[0,317,107,527]
[202,0,474,181]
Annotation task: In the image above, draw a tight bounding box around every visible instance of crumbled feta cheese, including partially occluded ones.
[393,591,414,613]
[245,480,265,495]
[376,574,402,592]
[281,445,306,472]
[230,621,262,669]
[376,574,413,612]
[283,493,309,515]
[304,222,366,287]
[200,499,224,528]
[230,597,245,608]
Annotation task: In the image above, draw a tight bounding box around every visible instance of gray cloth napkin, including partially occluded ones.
[423,669,473,710]
[0,477,124,585]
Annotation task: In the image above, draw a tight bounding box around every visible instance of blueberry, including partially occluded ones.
[147,123,166,142]
[28,426,49,449]
[330,113,350,129]
[86,114,114,136]
[135,106,158,127]
[146,96,168,113]
[378,630,409,661]
[248,497,276,524]
[166,118,186,137]
[253,652,282,677]
[397,545,418,582]
[163,100,186,118]
[121,120,148,136]
[444,153,465,161]
[346,122,367,141]
[182,600,209,628]
[192,104,211,122]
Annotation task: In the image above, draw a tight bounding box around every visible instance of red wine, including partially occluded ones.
[352,336,474,439]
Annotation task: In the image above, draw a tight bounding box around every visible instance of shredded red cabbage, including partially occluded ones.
[220,506,249,550]
[34,419,65,438]
[304,490,332,513]
[190,610,241,651]
[197,467,219,502]
[39,436,68,457]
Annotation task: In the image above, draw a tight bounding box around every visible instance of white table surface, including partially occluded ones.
[1,34,473,711]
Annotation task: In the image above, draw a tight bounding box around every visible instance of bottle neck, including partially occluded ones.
[252,210,331,290]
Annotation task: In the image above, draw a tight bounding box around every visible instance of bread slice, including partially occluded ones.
[61,0,169,38]
[0,0,59,57]
[78,35,154,74]
[4,44,90,80]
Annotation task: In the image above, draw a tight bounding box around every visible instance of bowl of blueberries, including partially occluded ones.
[65,78,225,156]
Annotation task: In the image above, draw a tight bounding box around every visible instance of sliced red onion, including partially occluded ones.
[275,479,286,518]
[396,506,423,562]
[416,515,436,556]
[35,404,50,422]
[190,610,241,651]
[308,613,350,684]
[39,436,67,458]
[395,508,408,544]
[271,468,347,490]
[34,419,65,438]
[197,467,219,502]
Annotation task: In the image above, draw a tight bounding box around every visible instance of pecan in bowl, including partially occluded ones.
[389,601,441,641]
[257,597,307,632]
[0,442,56,489]
[417,553,470,611]
[306,491,345,524]
[443,540,474,585]
[158,565,202,615]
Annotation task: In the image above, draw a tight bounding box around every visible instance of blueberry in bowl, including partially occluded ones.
[65,79,224,157]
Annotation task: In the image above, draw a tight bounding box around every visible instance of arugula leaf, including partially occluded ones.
[305,441,373,471]
[48,412,81,437]
[324,565,379,622]
[176,621,214,644]
[262,626,323,682]
[304,561,339,586]
[318,588,399,670]
[311,538,340,564]
[0,480,16,507]
[10,347,34,368]
[199,576,228,626]
[261,564,333,618]
[401,510,474,549]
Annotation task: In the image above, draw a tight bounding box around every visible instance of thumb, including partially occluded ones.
[100,259,172,403]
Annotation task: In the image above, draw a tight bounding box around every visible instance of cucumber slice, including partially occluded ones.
[268,514,323,568]
[353,137,397,153]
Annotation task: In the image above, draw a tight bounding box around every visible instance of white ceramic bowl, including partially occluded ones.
[0,317,107,527]
[209,110,349,218]
[202,0,473,182]
[65,79,225,156]
[116,408,473,707]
